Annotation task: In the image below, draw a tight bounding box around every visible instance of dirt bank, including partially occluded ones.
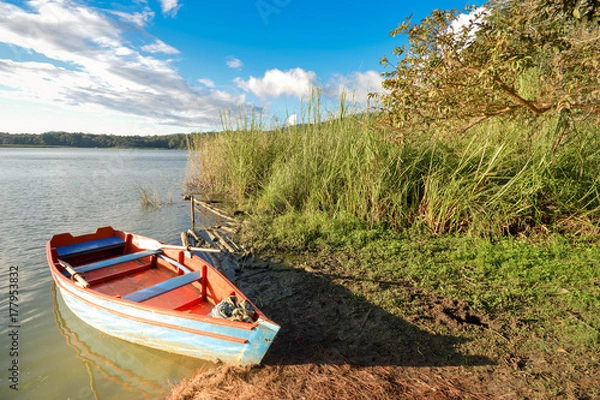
[167,251,599,399]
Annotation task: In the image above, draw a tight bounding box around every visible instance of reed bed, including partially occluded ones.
[186,102,600,238]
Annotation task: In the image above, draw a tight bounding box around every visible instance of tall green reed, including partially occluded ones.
[187,96,600,237]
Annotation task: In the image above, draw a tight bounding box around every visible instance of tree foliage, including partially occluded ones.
[379,0,600,134]
[0,131,189,149]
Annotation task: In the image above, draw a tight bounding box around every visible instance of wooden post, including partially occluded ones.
[187,229,203,245]
[210,229,237,253]
[181,231,190,248]
[190,195,196,230]
[193,198,236,223]
[204,229,224,251]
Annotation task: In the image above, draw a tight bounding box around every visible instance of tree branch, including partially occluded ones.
[572,103,600,113]
[490,76,552,116]
[459,105,521,133]
[451,58,553,116]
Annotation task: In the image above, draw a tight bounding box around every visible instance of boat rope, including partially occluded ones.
[209,296,256,323]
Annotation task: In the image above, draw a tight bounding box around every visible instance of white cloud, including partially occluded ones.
[325,70,384,103]
[226,57,244,70]
[286,113,298,126]
[198,78,215,88]
[235,68,316,99]
[141,39,179,54]
[212,90,246,104]
[447,7,488,48]
[0,0,245,133]
[111,8,155,27]
[159,0,181,17]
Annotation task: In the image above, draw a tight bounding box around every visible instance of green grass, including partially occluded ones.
[252,214,600,364]
[137,185,172,208]
[186,102,600,237]
[243,212,599,317]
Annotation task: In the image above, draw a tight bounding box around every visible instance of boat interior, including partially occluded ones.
[48,228,244,319]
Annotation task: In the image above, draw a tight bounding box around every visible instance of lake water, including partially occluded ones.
[0,148,210,399]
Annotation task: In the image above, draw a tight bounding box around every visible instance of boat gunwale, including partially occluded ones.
[46,239,277,332]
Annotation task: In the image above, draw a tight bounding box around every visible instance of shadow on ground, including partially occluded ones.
[233,258,493,368]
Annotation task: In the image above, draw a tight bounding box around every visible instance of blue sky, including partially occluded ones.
[0,0,474,135]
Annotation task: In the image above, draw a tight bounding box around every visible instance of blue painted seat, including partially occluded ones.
[71,250,161,274]
[123,271,202,302]
[56,236,126,258]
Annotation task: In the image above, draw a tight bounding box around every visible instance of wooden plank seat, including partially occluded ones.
[87,255,191,285]
[83,259,154,285]
[123,271,202,302]
[56,236,126,258]
[68,249,161,274]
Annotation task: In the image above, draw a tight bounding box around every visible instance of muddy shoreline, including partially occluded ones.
[166,249,596,399]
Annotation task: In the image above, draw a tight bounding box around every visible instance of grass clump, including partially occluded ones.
[137,186,172,208]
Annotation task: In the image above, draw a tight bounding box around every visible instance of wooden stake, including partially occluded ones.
[193,198,236,223]
[211,229,237,253]
[181,231,190,248]
[190,195,196,229]
[187,229,202,244]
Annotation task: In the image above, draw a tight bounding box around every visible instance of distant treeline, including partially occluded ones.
[0,131,189,149]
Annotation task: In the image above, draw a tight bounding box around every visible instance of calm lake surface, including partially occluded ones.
[0,148,210,399]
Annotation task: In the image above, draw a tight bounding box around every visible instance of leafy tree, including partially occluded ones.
[0,131,189,149]
[378,0,600,135]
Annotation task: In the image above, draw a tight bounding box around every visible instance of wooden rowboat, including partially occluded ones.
[46,226,279,366]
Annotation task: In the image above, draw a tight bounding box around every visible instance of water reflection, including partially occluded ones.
[52,284,211,400]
